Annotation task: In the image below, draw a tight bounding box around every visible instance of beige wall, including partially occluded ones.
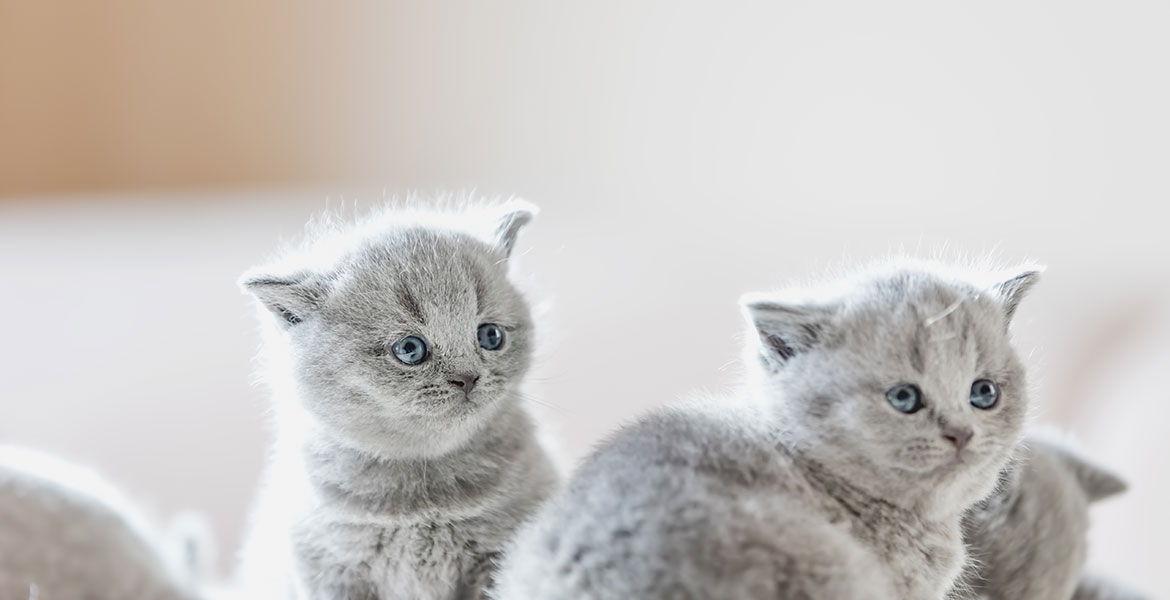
[1,0,309,194]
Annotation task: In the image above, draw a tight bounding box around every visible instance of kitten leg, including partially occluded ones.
[296,570,378,600]
[454,552,501,600]
[293,549,378,600]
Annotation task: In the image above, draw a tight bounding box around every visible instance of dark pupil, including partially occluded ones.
[979,384,991,395]
[403,341,416,353]
[479,325,502,349]
[897,390,910,401]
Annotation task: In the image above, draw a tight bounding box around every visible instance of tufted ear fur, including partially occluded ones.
[992,267,1043,326]
[492,200,538,258]
[741,295,836,366]
[240,270,330,327]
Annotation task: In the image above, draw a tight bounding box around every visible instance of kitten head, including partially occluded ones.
[242,200,537,457]
[742,262,1041,516]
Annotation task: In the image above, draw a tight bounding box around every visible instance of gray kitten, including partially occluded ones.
[237,201,559,600]
[962,432,1146,600]
[0,446,201,600]
[495,262,1039,600]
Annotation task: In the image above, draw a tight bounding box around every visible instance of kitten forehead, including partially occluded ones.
[344,228,500,285]
[258,198,532,277]
[744,259,1042,306]
[844,271,998,337]
[750,263,992,308]
[857,270,1021,373]
[329,230,508,322]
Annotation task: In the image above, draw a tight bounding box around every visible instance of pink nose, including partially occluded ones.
[942,428,974,452]
[449,374,479,394]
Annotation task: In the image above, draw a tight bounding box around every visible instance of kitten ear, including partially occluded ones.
[239,270,329,327]
[1057,451,1128,502]
[741,295,835,365]
[491,199,538,258]
[991,267,1043,325]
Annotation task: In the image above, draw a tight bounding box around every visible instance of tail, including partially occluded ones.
[1052,446,1128,502]
[1025,431,1128,502]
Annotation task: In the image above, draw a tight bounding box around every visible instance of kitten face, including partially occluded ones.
[744,265,1040,515]
[300,231,531,432]
[244,203,536,457]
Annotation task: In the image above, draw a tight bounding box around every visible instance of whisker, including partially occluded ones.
[924,297,965,327]
[514,391,568,415]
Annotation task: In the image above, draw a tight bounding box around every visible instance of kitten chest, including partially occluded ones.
[296,515,502,600]
[865,521,962,600]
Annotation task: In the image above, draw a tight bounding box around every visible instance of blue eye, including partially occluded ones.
[970,379,999,409]
[477,323,504,351]
[886,384,923,414]
[390,335,428,365]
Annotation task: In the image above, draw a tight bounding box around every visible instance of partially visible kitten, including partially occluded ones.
[962,432,1147,600]
[495,262,1039,600]
[0,446,201,600]
[1073,573,1150,600]
[237,200,559,600]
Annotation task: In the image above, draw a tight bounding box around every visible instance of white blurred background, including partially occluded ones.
[1,1,1167,595]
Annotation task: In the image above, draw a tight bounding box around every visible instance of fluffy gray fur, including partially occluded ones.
[237,200,559,600]
[495,262,1040,600]
[962,432,1146,600]
[0,446,200,600]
